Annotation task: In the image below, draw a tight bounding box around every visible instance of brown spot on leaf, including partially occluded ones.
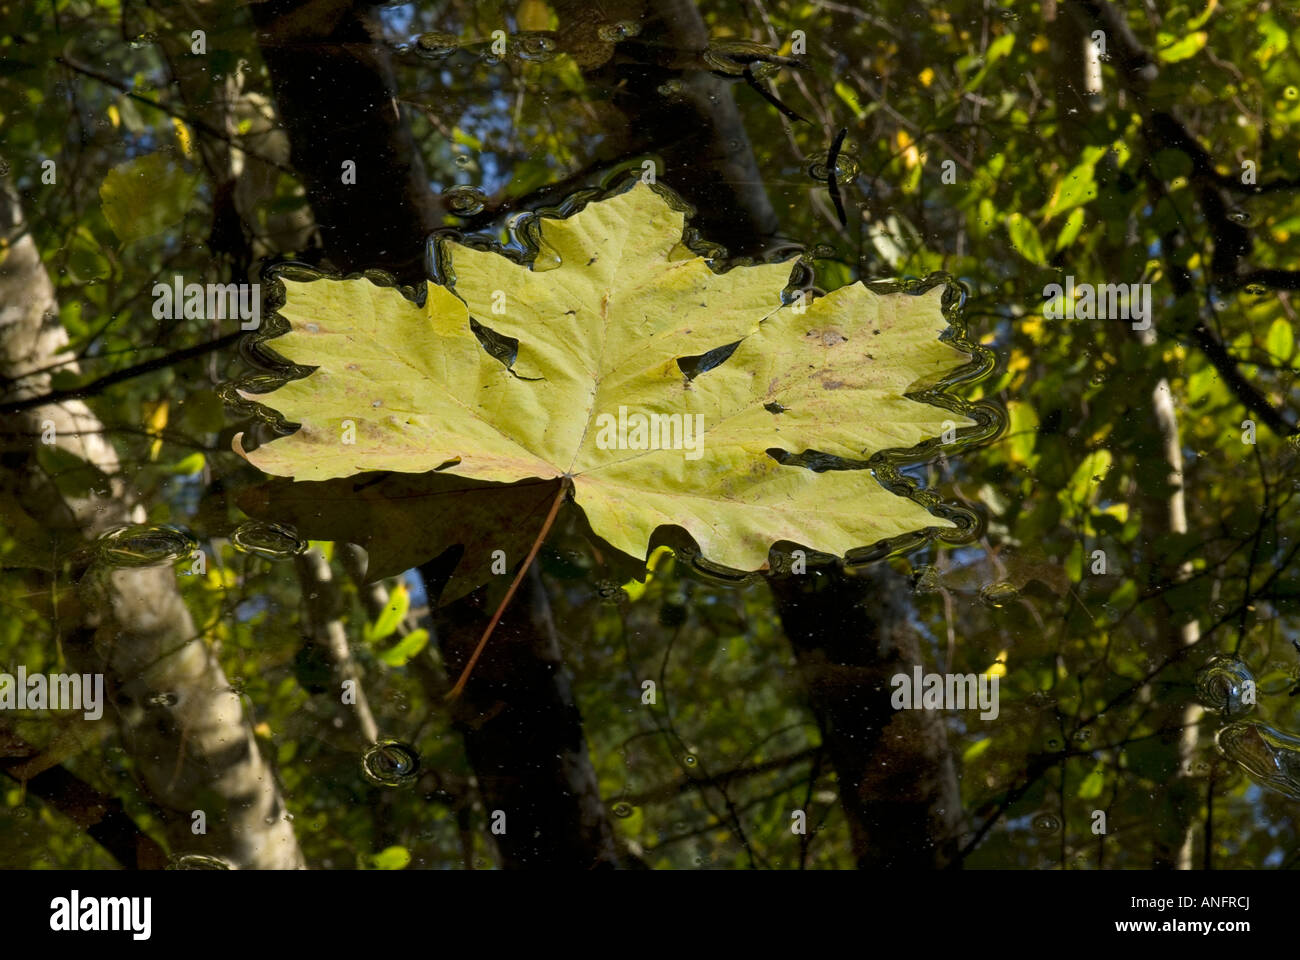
[805,328,847,347]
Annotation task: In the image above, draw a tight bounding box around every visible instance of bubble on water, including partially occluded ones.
[1226,209,1256,227]
[0,158,9,177]
[1031,812,1061,834]
[596,20,641,43]
[682,754,698,766]
[595,579,627,605]
[1284,86,1299,100]
[807,151,860,185]
[611,801,634,818]
[362,739,421,787]
[167,853,232,870]
[129,32,159,48]
[147,692,180,708]
[979,580,1019,609]
[415,32,459,60]
[97,524,197,568]
[1216,721,1300,801]
[454,154,473,169]
[1243,283,1269,296]
[1195,656,1256,717]
[230,520,307,560]
[443,185,487,216]
[999,8,1020,19]
[513,32,557,62]
[808,244,836,259]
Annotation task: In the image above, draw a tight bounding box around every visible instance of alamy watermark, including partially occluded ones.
[50,891,150,940]
[594,406,704,460]
[152,275,260,329]
[890,667,999,720]
[1043,275,1151,331]
[0,668,104,720]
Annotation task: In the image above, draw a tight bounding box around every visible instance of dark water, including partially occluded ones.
[0,0,1297,876]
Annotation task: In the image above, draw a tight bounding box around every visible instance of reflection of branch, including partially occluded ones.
[294,547,379,745]
[54,56,293,175]
[0,332,242,416]
[623,745,819,805]
[1067,0,1298,436]
[1,727,168,869]
[1188,321,1294,434]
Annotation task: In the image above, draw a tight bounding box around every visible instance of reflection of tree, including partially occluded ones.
[0,181,303,868]
[2,0,1299,870]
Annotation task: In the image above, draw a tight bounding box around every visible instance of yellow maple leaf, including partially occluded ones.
[235,184,973,572]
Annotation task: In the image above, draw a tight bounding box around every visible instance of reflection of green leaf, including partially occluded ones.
[1006,213,1046,266]
[834,80,867,118]
[1067,449,1111,505]
[1005,400,1039,466]
[962,33,1015,92]
[66,227,110,282]
[1266,318,1294,362]
[1041,147,1104,222]
[1254,15,1289,65]
[379,628,429,667]
[1054,208,1086,251]
[165,452,206,475]
[99,153,198,245]
[369,846,411,870]
[1078,764,1105,799]
[1156,31,1207,63]
[367,582,409,643]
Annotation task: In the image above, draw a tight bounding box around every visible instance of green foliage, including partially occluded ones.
[1,0,1298,872]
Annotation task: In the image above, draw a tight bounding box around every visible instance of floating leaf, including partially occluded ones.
[235,184,973,595]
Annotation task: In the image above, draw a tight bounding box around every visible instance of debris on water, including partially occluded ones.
[1216,721,1300,801]
[596,21,641,43]
[415,32,459,60]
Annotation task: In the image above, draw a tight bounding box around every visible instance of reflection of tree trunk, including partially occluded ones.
[294,548,380,745]
[555,0,779,255]
[153,0,317,271]
[426,565,631,869]
[251,0,439,281]
[771,565,964,869]
[569,0,963,867]
[0,180,304,869]
[252,1,626,867]
[1138,327,1203,870]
